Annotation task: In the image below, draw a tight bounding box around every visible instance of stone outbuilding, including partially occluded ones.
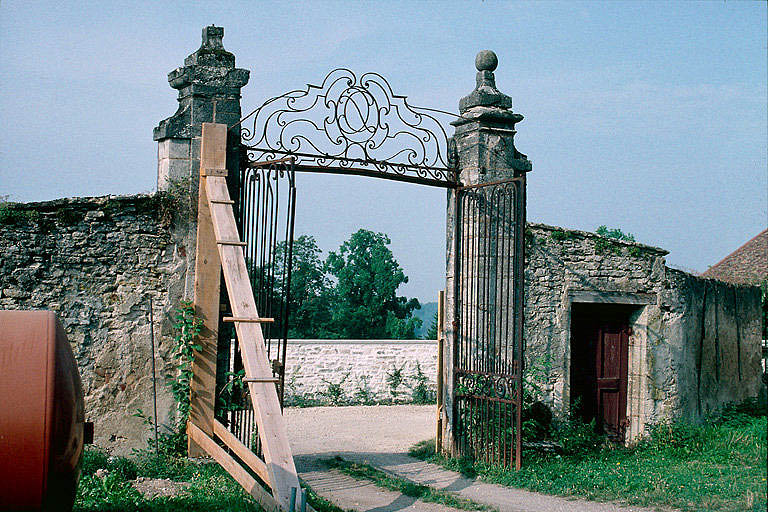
[701,229,767,285]
[523,223,763,442]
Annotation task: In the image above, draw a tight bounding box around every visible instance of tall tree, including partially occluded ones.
[272,235,334,338]
[325,229,421,339]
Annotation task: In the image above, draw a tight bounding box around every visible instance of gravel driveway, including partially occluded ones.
[286,404,435,456]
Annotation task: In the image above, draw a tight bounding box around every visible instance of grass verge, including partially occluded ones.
[326,456,490,511]
[75,448,266,511]
[410,405,767,512]
[76,448,340,512]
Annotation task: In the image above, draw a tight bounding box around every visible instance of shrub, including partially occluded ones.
[552,415,602,455]
[410,362,436,404]
[353,375,376,405]
[549,229,574,242]
[595,225,636,255]
[644,420,707,456]
[320,373,350,405]
[386,363,406,402]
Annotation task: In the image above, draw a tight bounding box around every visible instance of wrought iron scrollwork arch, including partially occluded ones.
[238,68,457,185]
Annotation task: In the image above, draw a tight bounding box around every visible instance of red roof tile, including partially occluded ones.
[701,229,768,285]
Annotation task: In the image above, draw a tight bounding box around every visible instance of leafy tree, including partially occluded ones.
[425,312,439,340]
[272,235,334,338]
[325,229,421,339]
[259,230,422,339]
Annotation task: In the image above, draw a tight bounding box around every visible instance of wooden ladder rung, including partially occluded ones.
[243,377,280,384]
[223,316,275,323]
[209,199,235,205]
[216,240,247,247]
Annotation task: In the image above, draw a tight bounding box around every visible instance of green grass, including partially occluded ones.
[410,407,767,512]
[326,456,490,511]
[76,447,349,512]
[75,448,266,512]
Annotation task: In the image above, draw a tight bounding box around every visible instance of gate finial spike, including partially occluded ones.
[459,50,513,114]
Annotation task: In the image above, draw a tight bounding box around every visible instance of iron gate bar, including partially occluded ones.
[289,163,457,188]
[453,176,525,470]
[224,155,297,455]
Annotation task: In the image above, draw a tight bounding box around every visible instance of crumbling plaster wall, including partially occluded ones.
[0,195,192,455]
[659,269,762,420]
[525,222,762,438]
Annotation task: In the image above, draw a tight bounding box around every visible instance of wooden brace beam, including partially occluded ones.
[195,122,300,510]
[189,123,227,456]
[188,422,283,512]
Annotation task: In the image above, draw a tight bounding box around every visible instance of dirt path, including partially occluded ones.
[286,405,660,512]
[286,404,436,457]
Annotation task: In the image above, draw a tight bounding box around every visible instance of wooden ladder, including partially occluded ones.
[187,123,311,511]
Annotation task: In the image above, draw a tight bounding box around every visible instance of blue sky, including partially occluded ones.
[1,1,766,301]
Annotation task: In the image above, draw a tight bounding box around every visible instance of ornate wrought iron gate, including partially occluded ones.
[453,177,526,469]
[220,156,296,452]
[217,67,528,470]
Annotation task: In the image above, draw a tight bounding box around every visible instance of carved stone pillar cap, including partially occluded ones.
[459,50,513,114]
[166,25,250,92]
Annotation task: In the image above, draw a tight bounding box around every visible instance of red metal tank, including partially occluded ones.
[0,311,86,511]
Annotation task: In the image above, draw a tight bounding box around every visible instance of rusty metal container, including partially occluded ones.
[0,311,86,511]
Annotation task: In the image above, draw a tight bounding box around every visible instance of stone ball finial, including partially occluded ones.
[475,50,498,72]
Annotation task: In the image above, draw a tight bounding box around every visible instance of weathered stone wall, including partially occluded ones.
[284,339,437,403]
[524,222,763,440]
[0,195,191,455]
[659,269,763,420]
[1,194,760,452]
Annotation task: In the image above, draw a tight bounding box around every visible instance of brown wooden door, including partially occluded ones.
[570,304,631,442]
[595,323,629,441]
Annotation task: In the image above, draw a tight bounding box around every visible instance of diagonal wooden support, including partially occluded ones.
[188,124,225,457]
[188,422,283,512]
[191,122,300,511]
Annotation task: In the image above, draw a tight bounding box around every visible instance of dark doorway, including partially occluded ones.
[570,303,635,442]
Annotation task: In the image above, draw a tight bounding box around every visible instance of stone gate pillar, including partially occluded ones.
[153,26,249,455]
[154,25,250,298]
[154,25,249,196]
[442,51,531,455]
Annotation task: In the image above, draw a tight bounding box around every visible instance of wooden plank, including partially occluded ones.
[223,317,275,323]
[204,173,300,510]
[189,123,227,456]
[436,290,445,452]
[201,167,228,177]
[188,422,282,512]
[201,123,227,173]
[213,419,270,485]
[243,377,280,384]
